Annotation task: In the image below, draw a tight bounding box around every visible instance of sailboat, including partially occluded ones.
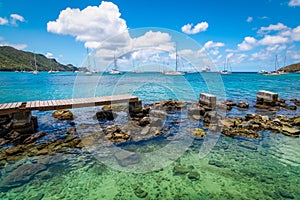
[32,54,38,75]
[84,48,93,75]
[109,54,122,75]
[264,55,280,76]
[163,44,185,76]
[219,58,232,74]
[48,64,55,74]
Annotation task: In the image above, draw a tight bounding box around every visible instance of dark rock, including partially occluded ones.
[225,100,236,107]
[133,185,148,198]
[203,111,218,124]
[278,188,294,199]
[0,163,46,191]
[173,165,189,175]
[0,138,8,146]
[278,98,286,104]
[0,114,12,125]
[52,109,74,120]
[95,110,114,121]
[138,117,151,126]
[187,171,200,181]
[208,160,226,168]
[151,100,187,111]
[28,194,44,200]
[104,126,130,143]
[237,101,249,109]
[12,121,35,135]
[23,131,46,144]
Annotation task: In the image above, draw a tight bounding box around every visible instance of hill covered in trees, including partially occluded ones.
[0,46,78,71]
[279,62,300,72]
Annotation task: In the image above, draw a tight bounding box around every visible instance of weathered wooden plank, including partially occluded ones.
[4,103,14,109]
[0,104,7,110]
[0,94,139,115]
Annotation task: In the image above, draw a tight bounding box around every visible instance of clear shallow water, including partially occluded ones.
[0,72,300,199]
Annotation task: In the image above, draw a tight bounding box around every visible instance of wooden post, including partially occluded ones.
[199,93,216,109]
[12,111,36,134]
[256,90,278,106]
[129,100,143,117]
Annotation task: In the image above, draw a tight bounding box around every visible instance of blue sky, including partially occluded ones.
[0,0,300,71]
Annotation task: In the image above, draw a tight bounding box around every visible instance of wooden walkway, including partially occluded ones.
[0,94,139,115]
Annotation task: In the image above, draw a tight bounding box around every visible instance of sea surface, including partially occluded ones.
[0,71,300,199]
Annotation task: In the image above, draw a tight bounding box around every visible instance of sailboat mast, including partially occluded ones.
[34,54,37,71]
[275,54,278,71]
[114,54,117,70]
[175,43,178,72]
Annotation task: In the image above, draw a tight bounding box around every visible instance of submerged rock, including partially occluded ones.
[132,184,148,198]
[281,126,300,137]
[188,171,200,181]
[52,110,74,120]
[237,101,249,109]
[23,131,46,144]
[173,165,190,175]
[95,110,114,121]
[0,163,46,191]
[189,128,206,139]
[114,151,140,167]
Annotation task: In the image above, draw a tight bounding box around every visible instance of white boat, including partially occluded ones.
[295,71,300,74]
[109,55,122,75]
[85,71,93,75]
[258,69,268,74]
[219,58,232,74]
[163,44,185,76]
[263,55,281,76]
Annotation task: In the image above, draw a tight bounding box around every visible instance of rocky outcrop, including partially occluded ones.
[189,128,206,139]
[151,100,187,111]
[104,125,130,143]
[237,101,249,109]
[0,163,46,191]
[52,110,74,120]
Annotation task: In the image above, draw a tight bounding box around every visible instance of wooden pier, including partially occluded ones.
[0,94,139,115]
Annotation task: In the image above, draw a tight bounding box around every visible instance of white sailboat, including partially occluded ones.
[109,54,122,75]
[163,44,185,76]
[264,55,280,76]
[219,58,232,74]
[32,54,38,75]
[48,64,55,74]
[84,48,93,75]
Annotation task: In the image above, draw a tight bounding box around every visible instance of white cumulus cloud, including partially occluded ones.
[203,41,225,49]
[0,17,8,25]
[258,23,288,35]
[289,0,300,6]
[47,1,129,48]
[237,36,257,51]
[258,35,289,45]
[181,22,209,34]
[291,25,300,41]
[10,14,25,25]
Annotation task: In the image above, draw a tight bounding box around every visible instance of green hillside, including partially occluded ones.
[0,46,78,71]
[279,63,300,72]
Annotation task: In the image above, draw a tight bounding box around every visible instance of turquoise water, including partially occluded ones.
[0,72,300,199]
[1,72,300,103]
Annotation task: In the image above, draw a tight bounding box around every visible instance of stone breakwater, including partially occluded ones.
[0,97,300,164]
